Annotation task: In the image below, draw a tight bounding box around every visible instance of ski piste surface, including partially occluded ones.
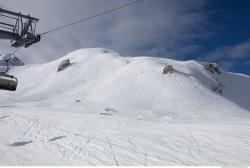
[1,106,250,166]
[0,48,250,166]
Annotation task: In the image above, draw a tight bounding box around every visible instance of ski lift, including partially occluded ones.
[0,53,18,91]
[0,74,17,91]
[0,8,40,48]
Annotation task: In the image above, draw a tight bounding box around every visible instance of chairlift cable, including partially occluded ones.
[0,0,144,91]
[12,47,21,54]
[1,47,22,59]
[1,0,144,55]
[40,0,144,36]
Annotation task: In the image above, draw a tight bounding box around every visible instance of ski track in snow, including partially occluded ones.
[1,107,250,166]
[0,48,250,166]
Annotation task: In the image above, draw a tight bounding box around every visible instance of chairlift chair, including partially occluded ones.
[0,74,17,91]
[0,53,18,91]
[0,8,40,91]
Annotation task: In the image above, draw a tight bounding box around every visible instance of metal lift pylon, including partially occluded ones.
[0,8,40,48]
[0,8,40,91]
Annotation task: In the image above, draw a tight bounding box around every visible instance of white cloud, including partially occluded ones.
[205,40,250,61]
[0,0,209,63]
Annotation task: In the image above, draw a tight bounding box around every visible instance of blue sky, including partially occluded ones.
[197,0,250,75]
[0,0,250,75]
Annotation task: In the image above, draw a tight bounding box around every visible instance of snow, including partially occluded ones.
[0,48,250,166]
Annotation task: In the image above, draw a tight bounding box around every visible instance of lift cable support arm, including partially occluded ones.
[0,8,40,48]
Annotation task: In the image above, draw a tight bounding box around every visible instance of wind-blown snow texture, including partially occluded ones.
[0,48,250,166]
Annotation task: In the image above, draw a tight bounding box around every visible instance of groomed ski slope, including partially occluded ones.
[0,48,250,166]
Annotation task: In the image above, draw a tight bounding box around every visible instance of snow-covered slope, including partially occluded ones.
[3,48,250,120]
[0,48,250,166]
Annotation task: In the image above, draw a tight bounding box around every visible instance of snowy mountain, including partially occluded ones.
[0,54,25,66]
[0,48,250,166]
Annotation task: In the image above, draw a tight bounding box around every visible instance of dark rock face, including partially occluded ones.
[163,64,174,74]
[0,55,25,66]
[204,63,221,74]
[211,83,223,94]
[57,59,71,72]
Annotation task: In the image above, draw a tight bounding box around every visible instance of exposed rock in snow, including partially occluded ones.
[0,54,25,66]
[57,59,71,72]
[211,83,223,94]
[105,107,117,113]
[163,64,174,74]
[204,63,221,74]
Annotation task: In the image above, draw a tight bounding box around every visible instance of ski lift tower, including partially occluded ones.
[0,8,40,48]
[0,8,40,91]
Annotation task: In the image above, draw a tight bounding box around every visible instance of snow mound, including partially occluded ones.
[2,48,250,121]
